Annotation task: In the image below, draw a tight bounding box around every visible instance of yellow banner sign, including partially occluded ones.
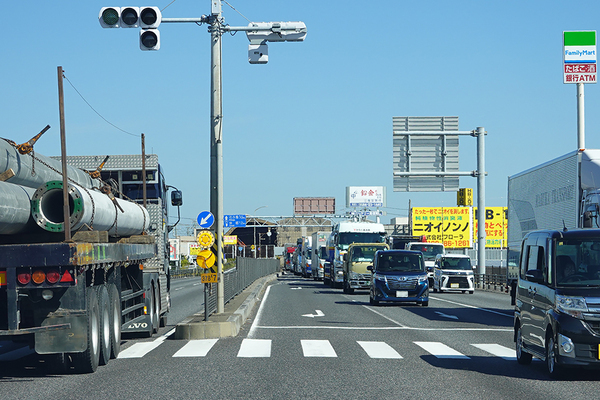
[412,207,473,248]
[473,207,507,248]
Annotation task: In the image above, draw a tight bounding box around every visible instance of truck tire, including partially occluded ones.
[96,285,111,366]
[108,284,121,359]
[152,285,160,334]
[71,288,101,373]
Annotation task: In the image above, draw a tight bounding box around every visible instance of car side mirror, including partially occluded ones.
[367,265,373,271]
[525,269,544,283]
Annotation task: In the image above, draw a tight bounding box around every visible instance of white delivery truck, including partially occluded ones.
[507,149,600,303]
[406,242,445,286]
[301,236,312,278]
[311,231,329,280]
[325,220,387,288]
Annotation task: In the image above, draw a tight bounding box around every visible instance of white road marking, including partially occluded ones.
[472,343,516,360]
[173,339,219,357]
[357,341,403,359]
[301,340,337,357]
[302,310,325,318]
[247,284,272,338]
[118,329,174,359]
[435,311,459,320]
[414,341,470,359]
[429,296,513,318]
[237,339,272,358]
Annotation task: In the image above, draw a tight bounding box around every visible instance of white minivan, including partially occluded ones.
[432,254,474,294]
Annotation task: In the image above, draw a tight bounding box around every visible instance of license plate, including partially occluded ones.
[396,291,408,298]
[451,283,459,288]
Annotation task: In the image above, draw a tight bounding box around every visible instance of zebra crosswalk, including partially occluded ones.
[117,337,518,361]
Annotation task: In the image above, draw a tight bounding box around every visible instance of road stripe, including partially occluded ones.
[472,343,516,360]
[414,341,470,359]
[118,330,173,359]
[172,339,219,358]
[301,340,337,357]
[237,339,272,358]
[357,341,403,359]
[429,296,513,318]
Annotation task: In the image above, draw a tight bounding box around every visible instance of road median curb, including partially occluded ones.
[171,273,278,340]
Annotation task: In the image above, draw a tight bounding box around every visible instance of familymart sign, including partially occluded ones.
[564,31,596,84]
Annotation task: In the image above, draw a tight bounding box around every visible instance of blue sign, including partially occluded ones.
[224,214,247,227]
[197,211,215,229]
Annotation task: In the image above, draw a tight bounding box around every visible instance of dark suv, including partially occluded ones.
[514,229,600,378]
[368,250,428,306]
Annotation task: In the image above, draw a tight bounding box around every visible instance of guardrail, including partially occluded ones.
[190,257,279,319]
[474,273,509,293]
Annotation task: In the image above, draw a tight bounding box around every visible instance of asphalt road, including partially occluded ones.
[2,274,600,400]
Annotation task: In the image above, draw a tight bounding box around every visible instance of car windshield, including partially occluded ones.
[411,244,444,260]
[377,253,424,272]
[339,233,385,250]
[350,246,382,262]
[441,257,472,270]
[555,239,600,287]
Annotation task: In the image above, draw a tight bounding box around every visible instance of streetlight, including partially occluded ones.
[253,206,267,258]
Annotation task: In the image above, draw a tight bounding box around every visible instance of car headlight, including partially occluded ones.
[418,275,428,284]
[555,294,588,318]
[373,273,387,282]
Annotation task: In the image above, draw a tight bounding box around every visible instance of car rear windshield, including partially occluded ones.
[377,253,424,272]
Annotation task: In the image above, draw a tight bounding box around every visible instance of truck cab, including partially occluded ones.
[342,243,389,293]
[406,242,445,286]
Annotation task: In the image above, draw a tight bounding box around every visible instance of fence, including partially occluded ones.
[475,265,509,293]
[196,257,279,319]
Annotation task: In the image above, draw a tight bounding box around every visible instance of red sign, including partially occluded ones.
[564,63,597,83]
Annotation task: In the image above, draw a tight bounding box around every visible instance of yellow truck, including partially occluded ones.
[342,243,389,294]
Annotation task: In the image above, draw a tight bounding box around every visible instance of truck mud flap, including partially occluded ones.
[35,314,87,354]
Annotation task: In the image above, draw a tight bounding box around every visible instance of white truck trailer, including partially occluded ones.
[311,231,329,280]
[506,149,600,303]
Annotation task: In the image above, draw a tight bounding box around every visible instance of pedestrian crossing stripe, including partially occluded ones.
[117,339,517,360]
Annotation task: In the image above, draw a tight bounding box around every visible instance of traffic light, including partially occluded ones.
[99,7,121,28]
[140,29,160,51]
[99,6,162,50]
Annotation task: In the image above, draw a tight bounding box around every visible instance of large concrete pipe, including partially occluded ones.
[0,139,100,190]
[0,181,35,234]
[31,181,149,236]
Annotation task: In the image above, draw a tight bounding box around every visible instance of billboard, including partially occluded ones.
[473,207,507,248]
[346,186,386,207]
[293,197,335,215]
[412,207,472,248]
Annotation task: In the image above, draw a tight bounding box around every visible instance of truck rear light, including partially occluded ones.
[0,271,6,286]
[46,270,60,284]
[60,270,74,283]
[32,270,46,284]
[18,272,31,285]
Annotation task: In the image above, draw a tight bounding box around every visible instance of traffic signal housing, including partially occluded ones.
[99,6,162,50]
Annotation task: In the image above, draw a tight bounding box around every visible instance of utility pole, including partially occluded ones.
[209,1,225,312]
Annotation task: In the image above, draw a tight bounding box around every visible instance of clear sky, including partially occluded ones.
[2,1,600,233]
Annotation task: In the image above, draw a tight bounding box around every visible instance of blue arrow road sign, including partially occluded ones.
[197,211,215,229]
[224,214,247,227]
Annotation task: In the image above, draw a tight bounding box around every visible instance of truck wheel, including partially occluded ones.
[152,286,160,334]
[108,284,121,359]
[96,285,111,366]
[515,324,532,365]
[71,288,101,373]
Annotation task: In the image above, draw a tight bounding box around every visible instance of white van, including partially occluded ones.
[432,254,474,294]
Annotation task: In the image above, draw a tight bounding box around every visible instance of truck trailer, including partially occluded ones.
[0,146,181,373]
[506,149,600,303]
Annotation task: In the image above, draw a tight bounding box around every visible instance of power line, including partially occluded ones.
[62,73,140,138]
